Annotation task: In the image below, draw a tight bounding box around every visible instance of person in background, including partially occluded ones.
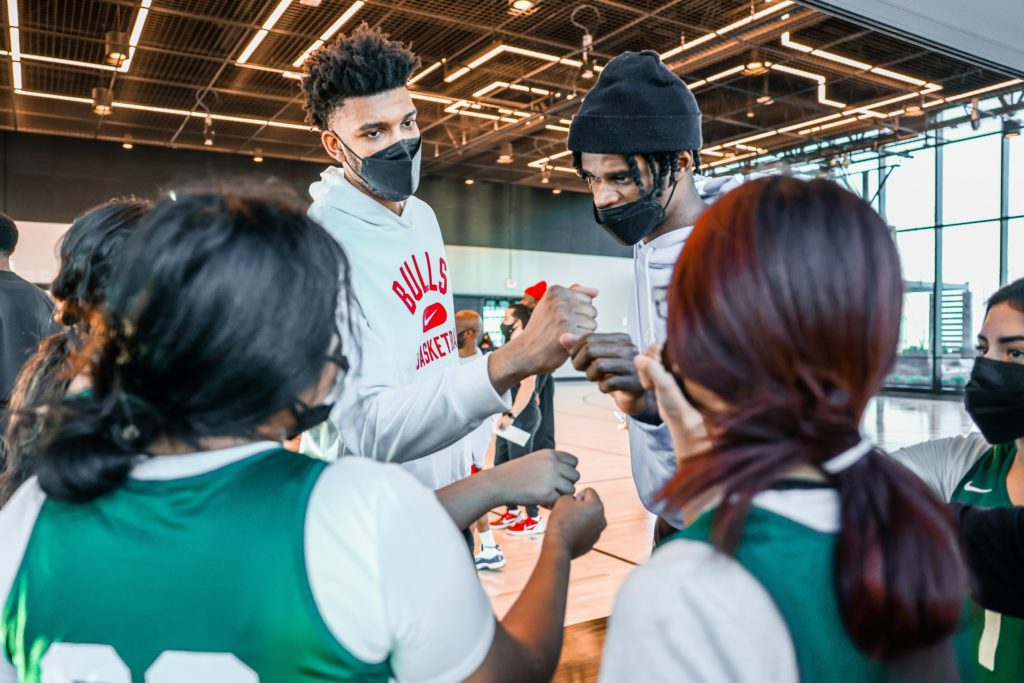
[457,310,505,569]
[491,303,550,537]
[0,188,607,683]
[0,213,54,439]
[888,277,1024,681]
[523,281,556,451]
[298,25,598,506]
[479,333,495,354]
[601,177,968,682]
[564,51,709,543]
[0,200,150,505]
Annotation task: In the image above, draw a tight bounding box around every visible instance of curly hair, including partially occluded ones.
[572,151,701,197]
[300,23,420,130]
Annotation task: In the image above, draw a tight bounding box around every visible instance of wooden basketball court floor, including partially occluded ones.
[473,382,976,679]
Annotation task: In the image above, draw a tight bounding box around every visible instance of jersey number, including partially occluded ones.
[40,643,258,682]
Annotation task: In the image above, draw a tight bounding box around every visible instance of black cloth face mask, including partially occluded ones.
[500,323,515,344]
[594,179,679,247]
[286,348,350,441]
[964,357,1024,444]
[336,134,422,202]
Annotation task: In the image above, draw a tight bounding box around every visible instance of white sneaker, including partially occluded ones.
[475,545,506,571]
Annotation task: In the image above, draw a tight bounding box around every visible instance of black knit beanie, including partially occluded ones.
[567,50,703,154]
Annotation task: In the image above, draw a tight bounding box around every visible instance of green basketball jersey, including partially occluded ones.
[951,442,1023,682]
[666,505,969,682]
[1,447,393,682]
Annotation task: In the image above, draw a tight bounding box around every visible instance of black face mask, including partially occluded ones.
[457,329,476,350]
[337,135,422,202]
[287,402,335,441]
[286,349,349,440]
[964,357,1024,444]
[594,179,679,247]
[500,323,515,344]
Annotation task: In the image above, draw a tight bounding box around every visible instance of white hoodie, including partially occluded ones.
[625,174,742,529]
[301,167,509,490]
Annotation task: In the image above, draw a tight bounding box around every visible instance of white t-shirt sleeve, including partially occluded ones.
[600,539,798,683]
[888,433,990,501]
[305,459,495,683]
[0,478,48,682]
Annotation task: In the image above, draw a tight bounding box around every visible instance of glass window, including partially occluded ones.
[1008,219,1024,283]
[481,298,516,348]
[1009,133,1024,219]
[941,97,1003,141]
[943,133,1002,224]
[939,221,1001,388]
[884,144,936,230]
[889,229,935,388]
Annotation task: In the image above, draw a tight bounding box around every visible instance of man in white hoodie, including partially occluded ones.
[297,26,598,500]
[565,51,735,541]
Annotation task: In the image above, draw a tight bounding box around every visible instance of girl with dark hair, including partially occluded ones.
[0,189,605,683]
[600,176,968,681]
[887,276,1024,680]
[0,199,150,505]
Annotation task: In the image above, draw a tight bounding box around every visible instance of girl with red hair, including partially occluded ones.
[600,176,969,681]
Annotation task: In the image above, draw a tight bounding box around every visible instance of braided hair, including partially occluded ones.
[572,150,700,197]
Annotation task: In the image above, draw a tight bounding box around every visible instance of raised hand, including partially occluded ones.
[545,489,607,559]
[568,332,652,416]
[493,449,581,508]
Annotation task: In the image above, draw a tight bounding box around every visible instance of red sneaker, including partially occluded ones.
[506,515,546,536]
[491,508,524,530]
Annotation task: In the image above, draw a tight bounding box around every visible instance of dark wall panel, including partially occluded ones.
[420,176,630,258]
[5,131,628,258]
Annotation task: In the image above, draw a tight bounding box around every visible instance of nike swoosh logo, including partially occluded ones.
[964,482,994,494]
[422,302,448,333]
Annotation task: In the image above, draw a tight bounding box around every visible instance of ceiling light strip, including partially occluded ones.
[408,61,442,85]
[15,89,310,130]
[292,1,364,68]
[410,92,453,104]
[445,43,603,84]
[943,79,1023,102]
[22,53,118,71]
[528,149,573,169]
[781,32,938,92]
[660,0,794,61]
[119,0,152,72]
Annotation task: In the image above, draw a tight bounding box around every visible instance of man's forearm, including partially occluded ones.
[487,343,530,395]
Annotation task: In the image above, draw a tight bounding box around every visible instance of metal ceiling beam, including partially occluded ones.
[423,0,691,167]
[166,0,281,146]
[98,0,314,40]
[667,9,826,75]
[585,0,704,33]
[20,60,303,107]
[363,0,620,61]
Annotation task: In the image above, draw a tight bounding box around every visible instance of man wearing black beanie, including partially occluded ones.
[566,51,724,541]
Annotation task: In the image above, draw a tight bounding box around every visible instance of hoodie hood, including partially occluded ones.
[309,166,419,232]
[695,173,743,204]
